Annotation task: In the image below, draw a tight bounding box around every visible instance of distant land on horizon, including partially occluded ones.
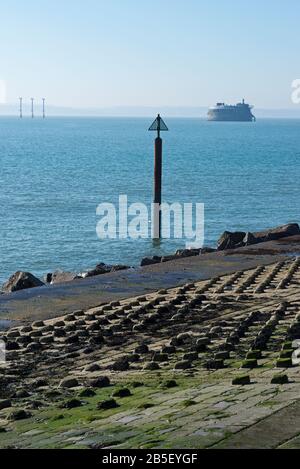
[1,103,300,118]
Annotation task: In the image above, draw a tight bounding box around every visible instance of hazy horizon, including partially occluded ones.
[1,103,300,118]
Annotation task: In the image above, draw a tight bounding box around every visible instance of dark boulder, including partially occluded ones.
[0,399,11,410]
[50,271,81,284]
[144,361,160,370]
[200,247,217,254]
[217,223,300,251]
[79,388,96,397]
[84,363,101,372]
[140,256,162,267]
[97,398,119,410]
[26,342,42,352]
[6,341,20,350]
[59,377,79,388]
[161,255,177,263]
[110,264,129,272]
[65,334,79,345]
[89,376,110,388]
[2,271,44,293]
[32,321,45,328]
[84,263,111,277]
[61,398,82,409]
[84,262,128,277]
[217,231,246,251]
[253,223,300,242]
[109,357,130,371]
[135,343,149,354]
[174,360,192,370]
[175,249,201,258]
[112,388,132,398]
[7,409,31,421]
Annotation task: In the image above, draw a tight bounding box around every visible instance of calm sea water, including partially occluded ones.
[0,117,299,284]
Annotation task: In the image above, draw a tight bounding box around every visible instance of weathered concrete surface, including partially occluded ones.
[1,255,300,448]
[213,400,300,449]
[1,235,300,324]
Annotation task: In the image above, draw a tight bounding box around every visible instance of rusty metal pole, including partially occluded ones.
[153,134,162,238]
[148,114,168,240]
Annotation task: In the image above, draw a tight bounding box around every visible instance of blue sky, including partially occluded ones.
[1,0,299,109]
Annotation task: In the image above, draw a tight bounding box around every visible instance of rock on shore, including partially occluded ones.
[217,223,300,251]
[253,223,300,241]
[2,223,299,294]
[47,271,82,284]
[140,247,216,267]
[2,271,45,293]
[2,261,130,294]
[47,264,129,284]
[82,263,128,278]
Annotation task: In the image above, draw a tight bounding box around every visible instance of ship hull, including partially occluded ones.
[207,109,255,122]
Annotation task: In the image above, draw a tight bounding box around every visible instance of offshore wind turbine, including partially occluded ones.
[31,98,34,118]
[19,97,23,118]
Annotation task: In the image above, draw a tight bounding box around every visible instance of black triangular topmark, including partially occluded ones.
[148,114,168,131]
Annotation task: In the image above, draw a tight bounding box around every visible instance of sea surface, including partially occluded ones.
[0,117,299,284]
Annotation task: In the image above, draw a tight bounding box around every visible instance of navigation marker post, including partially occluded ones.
[148,114,168,239]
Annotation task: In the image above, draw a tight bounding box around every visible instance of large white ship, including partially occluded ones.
[208,99,256,122]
